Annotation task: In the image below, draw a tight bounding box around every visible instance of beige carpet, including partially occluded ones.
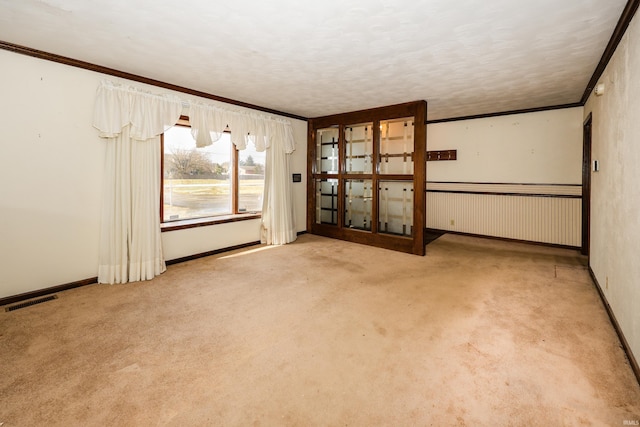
[1,234,639,426]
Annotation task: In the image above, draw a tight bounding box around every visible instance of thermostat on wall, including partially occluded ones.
[292,173,302,182]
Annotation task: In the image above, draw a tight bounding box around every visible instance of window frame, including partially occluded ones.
[160,115,262,232]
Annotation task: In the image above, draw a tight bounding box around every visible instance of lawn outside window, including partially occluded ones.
[161,116,265,230]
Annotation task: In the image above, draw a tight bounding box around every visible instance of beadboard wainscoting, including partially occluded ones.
[426,182,582,247]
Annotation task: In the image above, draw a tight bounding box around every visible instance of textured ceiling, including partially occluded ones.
[0,0,628,120]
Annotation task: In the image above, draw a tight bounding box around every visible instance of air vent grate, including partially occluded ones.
[5,295,58,312]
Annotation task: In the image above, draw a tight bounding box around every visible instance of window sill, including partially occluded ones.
[161,213,261,232]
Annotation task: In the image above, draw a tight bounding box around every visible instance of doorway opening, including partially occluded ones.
[582,113,592,256]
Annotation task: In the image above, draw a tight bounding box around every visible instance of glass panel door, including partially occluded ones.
[379,117,414,175]
[315,178,339,225]
[317,127,339,174]
[344,179,372,230]
[378,180,413,237]
[345,123,373,174]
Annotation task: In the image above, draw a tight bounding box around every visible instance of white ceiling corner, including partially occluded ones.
[0,0,628,120]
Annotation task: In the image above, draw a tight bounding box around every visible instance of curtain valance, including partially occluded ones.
[92,81,183,141]
[187,102,295,153]
[93,80,296,155]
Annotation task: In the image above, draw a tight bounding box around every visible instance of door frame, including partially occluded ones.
[582,113,592,256]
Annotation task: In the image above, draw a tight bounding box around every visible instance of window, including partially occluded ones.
[161,117,265,223]
[238,144,266,213]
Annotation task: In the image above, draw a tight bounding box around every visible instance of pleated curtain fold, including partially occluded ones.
[261,123,297,245]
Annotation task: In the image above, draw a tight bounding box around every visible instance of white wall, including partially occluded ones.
[427,107,584,184]
[0,49,307,299]
[583,11,640,363]
[425,108,584,245]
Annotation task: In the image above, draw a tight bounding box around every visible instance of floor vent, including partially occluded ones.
[5,295,58,312]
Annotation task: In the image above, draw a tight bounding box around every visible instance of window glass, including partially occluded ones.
[163,126,232,221]
[238,144,265,212]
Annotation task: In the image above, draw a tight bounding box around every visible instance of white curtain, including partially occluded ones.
[188,102,297,245]
[261,122,297,245]
[93,81,182,284]
[189,101,270,151]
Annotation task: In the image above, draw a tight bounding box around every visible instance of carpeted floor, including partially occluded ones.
[1,233,639,426]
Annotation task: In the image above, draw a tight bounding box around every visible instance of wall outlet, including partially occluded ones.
[450,219,455,226]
